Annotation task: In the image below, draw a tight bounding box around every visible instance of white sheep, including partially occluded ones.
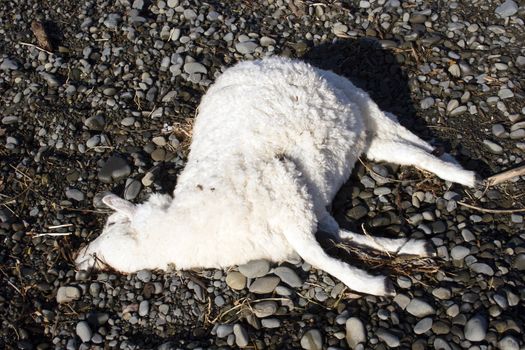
[76,57,478,296]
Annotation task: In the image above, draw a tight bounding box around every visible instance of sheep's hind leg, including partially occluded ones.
[318,214,434,257]
[266,157,395,297]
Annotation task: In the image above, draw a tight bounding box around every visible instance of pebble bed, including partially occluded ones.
[1,0,524,349]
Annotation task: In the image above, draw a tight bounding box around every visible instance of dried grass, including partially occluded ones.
[322,239,441,277]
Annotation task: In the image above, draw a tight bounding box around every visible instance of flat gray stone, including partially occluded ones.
[235,41,258,54]
[301,329,322,350]
[0,58,18,70]
[239,259,270,278]
[57,286,81,303]
[226,271,246,290]
[233,323,249,347]
[136,269,152,282]
[464,314,488,341]
[98,156,131,183]
[406,298,435,317]
[216,324,233,338]
[345,317,366,348]
[495,0,518,17]
[253,301,277,318]
[76,321,92,343]
[376,328,400,347]
[139,300,149,317]
[498,335,520,350]
[470,262,494,276]
[248,276,280,294]
[183,62,207,75]
[414,317,433,334]
[450,245,470,260]
[124,179,142,200]
[272,266,302,287]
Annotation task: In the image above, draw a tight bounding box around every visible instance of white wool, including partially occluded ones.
[76,57,477,296]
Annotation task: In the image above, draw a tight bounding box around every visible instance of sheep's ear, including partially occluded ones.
[102,194,136,219]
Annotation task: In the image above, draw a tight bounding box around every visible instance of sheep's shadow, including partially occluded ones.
[303,38,425,138]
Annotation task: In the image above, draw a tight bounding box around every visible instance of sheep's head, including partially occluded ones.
[75,193,172,273]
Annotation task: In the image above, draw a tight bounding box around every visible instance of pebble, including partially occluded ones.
[216,324,233,338]
[345,317,366,349]
[406,298,435,317]
[238,259,270,278]
[65,188,85,201]
[84,115,105,131]
[450,245,470,260]
[483,139,503,154]
[413,317,432,334]
[301,329,323,350]
[253,301,277,318]
[183,62,207,75]
[0,58,18,70]
[512,253,525,270]
[76,321,92,343]
[261,318,281,328]
[464,314,488,341]
[248,276,280,294]
[235,41,258,54]
[495,0,518,17]
[136,270,152,282]
[272,266,302,287]
[138,300,149,317]
[98,156,131,183]
[470,262,494,276]
[226,271,247,290]
[233,324,249,347]
[498,335,520,350]
[124,179,141,200]
[376,328,400,348]
[56,286,81,303]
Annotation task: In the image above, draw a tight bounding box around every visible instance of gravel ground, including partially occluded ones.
[1,0,525,349]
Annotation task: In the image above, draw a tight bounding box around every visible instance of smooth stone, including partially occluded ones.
[345,317,366,349]
[301,329,322,350]
[450,245,470,260]
[420,97,434,109]
[0,58,18,70]
[235,41,258,54]
[346,205,368,220]
[406,298,435,317]
[414,317,433,334]
[76,321,92,343]
[124,179,141,200]
[40,72,60,87]
[98,156,131,183]
[216,324,233,338]
[495,0,518,17]
[248,276,280,294]
[464,314,488,341]
[512,253,525,270]
[84,116,105,131]
[498,335,520,350]
[226,271,247,290]
[136,269,152,282]
[183,62,207,75]
[238,259,270,278]
[272,266,302,287]
[261,318,281,328]
[65,189,85,201]
[376,328,400,347]
[253,301,277,318]
[470,262,494,276]
[483,140,503,154]
[138,300,149,317]
[432,287,451,300]
[121,117,135,126]
[57,286,81,303]
[233,324,249,347]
